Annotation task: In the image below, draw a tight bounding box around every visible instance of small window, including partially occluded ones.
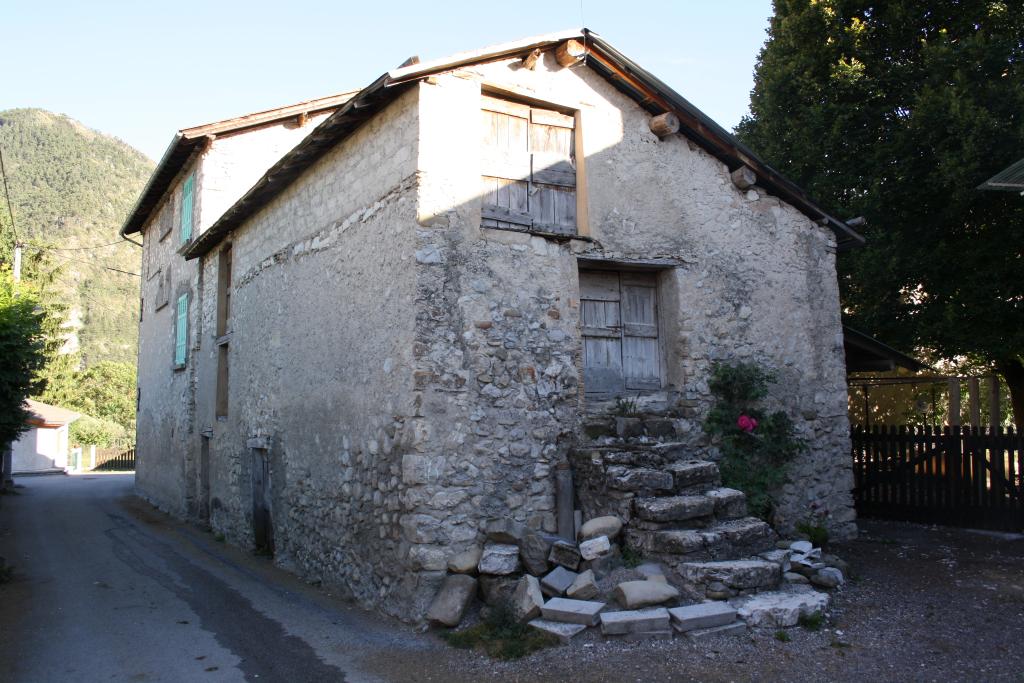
[480,95,576,235]
[154,269,170,311]
[159,201,173,241]
[180,173,195,243]
[174,293,189,366]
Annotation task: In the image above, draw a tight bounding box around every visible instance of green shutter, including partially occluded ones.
[174,293,188,365]
[181,173,194,243]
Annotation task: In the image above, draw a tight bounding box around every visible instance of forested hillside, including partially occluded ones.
[0,108,153,365]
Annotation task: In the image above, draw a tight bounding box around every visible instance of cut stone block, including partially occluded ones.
[679,560,781,590]
[579,515,623,541]
[426,574,477,627]
[666,460,719,489]
[478,543,521,575]
[706,487,747,518]
[600,607,670,635]
[731,587,830,627]
[549,541,582,570]
[579,535,611,560]
[714,517,773,547]
[566,569,599,600]
[635,562,665,578]
[512,575,545,623]
[634,495,714,522]
[609,466,674,492]
[485,518,526,544]
[528,619,587,644]
[685,621,746,639]
[614,580,680,609]
[447,547,482,574]
[619,630,674,642]
[541,597,606,626]
[540,566,578,597]
[668,602,737,632]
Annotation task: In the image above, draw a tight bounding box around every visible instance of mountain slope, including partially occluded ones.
[0,108,154,364]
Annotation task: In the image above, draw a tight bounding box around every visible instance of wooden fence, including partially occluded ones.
[92,447,136,472]
[852,425,1023,531]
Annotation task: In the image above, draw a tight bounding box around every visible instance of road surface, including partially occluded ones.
[0,474,424,683]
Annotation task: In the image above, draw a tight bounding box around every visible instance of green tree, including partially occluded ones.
[737,1,1024,424]
[0,271,48,447]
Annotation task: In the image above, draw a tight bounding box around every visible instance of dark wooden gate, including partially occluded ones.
[852,425,1023,531]
[93,447,136,471]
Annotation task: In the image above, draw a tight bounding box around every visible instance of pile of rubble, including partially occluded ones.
[426,513,848,643]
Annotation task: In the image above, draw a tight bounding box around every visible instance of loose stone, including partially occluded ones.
[600,607,670,635]
[566,569,599,600]
[614,580,680,609]
[528,619,587,644]
[541,597,606,626]
[479,575,519,606]
[512,575,545,623]
[519,529,554,576]
[548,541,582,570]
[579,535,611,561]
[668,602,737,632]
[425,574,477,627]
[783,571,809,584]
[541,566,579,597]
[486,519,526,544]
[731,587,830,627]
[789,540,814,554]
[579,515,623,541]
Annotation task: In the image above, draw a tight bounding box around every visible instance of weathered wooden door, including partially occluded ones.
[251,449,273,553]
[580,270,661,394]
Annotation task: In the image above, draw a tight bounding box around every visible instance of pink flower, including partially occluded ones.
[737,415,758,433]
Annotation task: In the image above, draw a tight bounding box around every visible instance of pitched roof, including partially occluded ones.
[181,28,865,260]
[843,325,930,373]
[24,399,81,428]
[118,91,359,237]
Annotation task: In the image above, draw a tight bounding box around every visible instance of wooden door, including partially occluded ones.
[580,270,661,394]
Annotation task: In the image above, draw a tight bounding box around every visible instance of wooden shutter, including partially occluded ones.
[620,272,661,389]
[481,95,576,234]
[580,271,624,394]
[180,173,194,243]
[174,293,188,365]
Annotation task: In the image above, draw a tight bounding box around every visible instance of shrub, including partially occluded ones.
[440,601,558,660]
[70,415,127,448]
[703,362,805,520]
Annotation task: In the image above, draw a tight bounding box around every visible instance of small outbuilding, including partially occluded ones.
[12,400,81,474]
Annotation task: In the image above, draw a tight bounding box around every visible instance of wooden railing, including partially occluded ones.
[852,425,1023,531]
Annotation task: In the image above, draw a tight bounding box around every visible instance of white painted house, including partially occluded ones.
[12,400,81,474]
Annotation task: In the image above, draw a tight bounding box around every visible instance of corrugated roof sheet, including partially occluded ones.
[978,158,1024,192]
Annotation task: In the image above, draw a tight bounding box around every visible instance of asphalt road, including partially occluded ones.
[0,474,426,683]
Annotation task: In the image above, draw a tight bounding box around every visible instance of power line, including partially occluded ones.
[25,245,140,277]
[29,239,126,252]
[0,145,17,245]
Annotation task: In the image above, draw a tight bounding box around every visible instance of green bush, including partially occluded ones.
[70,415,127,448]
[440,602,558,660]
[703,362,804,520]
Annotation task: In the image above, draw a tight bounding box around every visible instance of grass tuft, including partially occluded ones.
[440,602,558,660]
[774,629,791,642]
[798,611,824,631]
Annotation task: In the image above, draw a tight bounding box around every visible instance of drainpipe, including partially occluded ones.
[556,462,575,542]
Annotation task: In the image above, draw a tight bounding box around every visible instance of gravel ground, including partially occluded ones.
[360,519,1024,682]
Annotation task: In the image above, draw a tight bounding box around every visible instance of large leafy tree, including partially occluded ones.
[737,1,1024,425]
[0,271,48,448]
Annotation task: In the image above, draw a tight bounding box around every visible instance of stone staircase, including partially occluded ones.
[572,412,781,598]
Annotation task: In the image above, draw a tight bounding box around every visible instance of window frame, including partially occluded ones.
[173,292,189,368]
[180,172,195,244]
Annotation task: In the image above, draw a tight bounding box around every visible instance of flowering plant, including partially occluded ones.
[737,414,758,433]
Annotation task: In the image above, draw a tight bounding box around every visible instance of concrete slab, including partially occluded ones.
[668,602,737,632]
[541,597,606,626]
[599,608,670,635]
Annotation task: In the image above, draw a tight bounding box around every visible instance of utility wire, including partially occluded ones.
[25,245,140,277]
[0,145,18,244]
[29,239,126,252]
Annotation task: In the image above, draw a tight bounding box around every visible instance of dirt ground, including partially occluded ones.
[361,519,1024,683]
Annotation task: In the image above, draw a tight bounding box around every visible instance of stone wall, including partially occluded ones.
[191,90,421,617]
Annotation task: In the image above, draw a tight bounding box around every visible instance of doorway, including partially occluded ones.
[250,448,273,554]
[580,269,662,395]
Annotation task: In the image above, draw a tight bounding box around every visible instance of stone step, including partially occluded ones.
[607,465,674,492]
[730,586,830,627]
[706,487,747,518]
[634,495,715,523]
[678,559,782,592]
[684,621,747,639]
[628,516,774,560]
[666,460,720,492]
[528,619,587,643]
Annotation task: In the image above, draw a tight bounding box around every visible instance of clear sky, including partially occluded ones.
[3,0,774,161]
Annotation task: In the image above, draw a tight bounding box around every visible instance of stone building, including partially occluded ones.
[122,30,862,620]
